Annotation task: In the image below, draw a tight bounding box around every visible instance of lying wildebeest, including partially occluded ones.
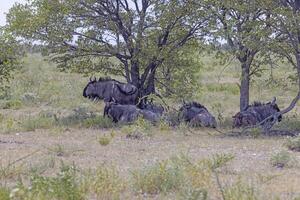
[179,101,217,128]
[232,97,282,128]
[83,77,138,105]
[139,102,164,116]
[104,102,163,123]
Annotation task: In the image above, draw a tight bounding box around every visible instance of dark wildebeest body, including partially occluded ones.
[104,103,139,123]
[233,98,282,128]
[179,102,217,128]
[104,102,163,123]
[83,77,138,105]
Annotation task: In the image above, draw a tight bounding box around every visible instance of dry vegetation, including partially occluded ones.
[0,54,300,200]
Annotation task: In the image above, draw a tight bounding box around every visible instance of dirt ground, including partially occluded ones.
[1,127,300,199]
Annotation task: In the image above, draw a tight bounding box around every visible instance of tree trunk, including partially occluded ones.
[240,62,250,111]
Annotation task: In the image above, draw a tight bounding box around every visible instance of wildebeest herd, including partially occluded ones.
[83,77,282,129]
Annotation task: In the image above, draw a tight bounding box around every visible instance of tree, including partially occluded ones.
[209,0,271,111]
[7,0,210,102]
[0,27,22,97]
[261,0,300,122]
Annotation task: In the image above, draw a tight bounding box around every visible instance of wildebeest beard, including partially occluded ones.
[179,101,217,128]
[83,77,138,105]
[233,98,282,128]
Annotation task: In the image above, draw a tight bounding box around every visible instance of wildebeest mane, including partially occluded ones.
[183,101,207,110]
[97,77,122,83]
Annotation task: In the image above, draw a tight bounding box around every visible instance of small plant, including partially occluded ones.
[10,164,84,200]
[20,115,55,132]
[249,128,262,138]
[270,151,294,168]
[132,154,213,196]
[285,136,300,152]
[48,144,67,157]
[2,99,22,109]
[82,166,125,200]
[82,116,114,129]
[208,153,235,170]
[0,187,10,200]
[223,179,259,200]
[132,160,184,194]
[98,136,111,146]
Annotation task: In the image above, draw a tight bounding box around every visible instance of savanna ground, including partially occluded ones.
[0,54,300,200]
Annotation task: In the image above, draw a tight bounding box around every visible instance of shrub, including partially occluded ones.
[82,116,114,129]
[0,187,10,200]
[82,166,125,200]
[2,99,22,109]
[223,180,259,200]
[270,151,293,168]
[10,164,84,200]
[98,136,111,146]
[20,115,55,132]
[131,154,215,196]
[132,159,184,194]
[285,136,300,152]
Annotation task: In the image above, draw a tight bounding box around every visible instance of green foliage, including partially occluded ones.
[207,153,235,171]
[223,179,259,200]
[82,166,125,200]
[131,154,233,196]
[1,99,22,109]
[82,116,114,129]
[98,136,111,146]
[7,0,208,97]
[270,151,295,168]
[0,28,22,97]
[20,115,56,132]
[10,164,84,200]
[0,187,10,200]
[285,136,300,152]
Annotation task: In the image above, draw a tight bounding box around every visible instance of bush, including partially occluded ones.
[270,151,294,168]
[132,159,184,195]
[82,116,114,129]
[131,154,217,196]
[10,164,84,200]
[223,180,259,200]
[98,136,111,146]
[285,136,300,152]
[0,187,10,200]
[20,115,56,132]
[82,166,125,200]
[2,99,22,109]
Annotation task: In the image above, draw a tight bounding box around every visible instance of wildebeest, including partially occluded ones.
[104,102,163,123]
[232,97,282,128]
[104,102,140,123]
[83,77,138,105]
[179,101,217,128]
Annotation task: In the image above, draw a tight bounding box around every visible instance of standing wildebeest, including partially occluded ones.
[83,77,138,105]
[232,97,282,128]
[179,101,217,128]
[104,102,163,123]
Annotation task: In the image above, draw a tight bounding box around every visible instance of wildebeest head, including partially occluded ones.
[179,101,208,122]
[233,97,282,128]
[179,101,216,128]
[83,77,138,104]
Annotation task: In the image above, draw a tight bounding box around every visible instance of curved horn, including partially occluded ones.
[89,76,92,82]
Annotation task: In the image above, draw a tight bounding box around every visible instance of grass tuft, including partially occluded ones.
[285,136,300,152]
